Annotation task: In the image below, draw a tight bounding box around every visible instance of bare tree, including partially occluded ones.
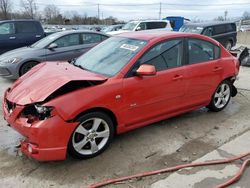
[44,4,60,21]
[0,0,12,19]
[242,11,250,20]
[20,0,38,19]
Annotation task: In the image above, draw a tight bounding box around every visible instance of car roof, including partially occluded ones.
[51,30,109,37]
[116,30,206,41]
[183,21,236,27]
[0,19,40,23]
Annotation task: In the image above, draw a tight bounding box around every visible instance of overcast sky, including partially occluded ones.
[19,0,250,21]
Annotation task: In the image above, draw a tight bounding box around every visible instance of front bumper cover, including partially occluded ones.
[2,90,79,161]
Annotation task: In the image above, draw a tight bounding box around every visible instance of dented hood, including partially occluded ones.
[7,62,107,105]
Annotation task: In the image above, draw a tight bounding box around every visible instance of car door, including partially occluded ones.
[15,21,43,47]
[45,33,82,61]
[121,39,187,126]
[0,22,17,54]
[183,38,222,107]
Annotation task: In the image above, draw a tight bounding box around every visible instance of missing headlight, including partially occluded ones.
[22,104,54,123]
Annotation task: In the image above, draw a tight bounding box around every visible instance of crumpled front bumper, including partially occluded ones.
[2,90,78,161]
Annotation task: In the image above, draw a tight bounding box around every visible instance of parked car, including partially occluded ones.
[0,20,47,55]
[0,30,109,79]
[3,31,240,161]
[101,24,124,33]
[107,20,172,35]
[180,22,237,50]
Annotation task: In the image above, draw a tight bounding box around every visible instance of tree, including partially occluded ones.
[44,4,61,23]
[20,0,38,19]
[242,11,250,20]
[0,0,12,19]
[214,16,224,21]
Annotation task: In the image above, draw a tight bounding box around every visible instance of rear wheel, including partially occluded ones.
[68,112,115,159]
[20,61,39,76]
[225,41,232,50]
[208,80,232,112]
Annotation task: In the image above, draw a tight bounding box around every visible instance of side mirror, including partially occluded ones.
[48,43,58,50]
[136,64,156,76]
[136,26,141,31]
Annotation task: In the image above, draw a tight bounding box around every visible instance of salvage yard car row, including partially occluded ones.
[2,30,240,161]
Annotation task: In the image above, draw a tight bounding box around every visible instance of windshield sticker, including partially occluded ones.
[120,44,139,51]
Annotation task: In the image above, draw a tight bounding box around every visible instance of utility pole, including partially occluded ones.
[159,2,162,19]
[98,3,100,20]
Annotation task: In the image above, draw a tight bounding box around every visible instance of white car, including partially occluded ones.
[107,20,172,35]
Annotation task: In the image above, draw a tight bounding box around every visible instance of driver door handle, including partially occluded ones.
[172,75,183,81]
[9,36,16,40]
[213,67,223,72]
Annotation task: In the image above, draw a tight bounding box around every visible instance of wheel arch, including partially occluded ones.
[223,76,237,97]
[19,60,40,76]
[72,107,118,134]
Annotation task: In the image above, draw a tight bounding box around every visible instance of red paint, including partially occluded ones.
[2,31,239,161]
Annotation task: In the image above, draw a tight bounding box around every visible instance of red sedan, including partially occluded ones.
[2,31,240,161]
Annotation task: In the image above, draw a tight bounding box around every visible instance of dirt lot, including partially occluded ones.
[0,67,250,188]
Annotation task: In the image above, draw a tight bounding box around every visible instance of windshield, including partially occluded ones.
[122,22,139,31]
[31,32,61,48]
[180,25,204,34]
[75,37,147,77]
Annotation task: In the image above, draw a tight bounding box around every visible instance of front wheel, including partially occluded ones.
[20,61,39,76]
[68,112,115,159]
[207,80,232,112]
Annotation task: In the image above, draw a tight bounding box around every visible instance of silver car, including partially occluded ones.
[0,30,109,79]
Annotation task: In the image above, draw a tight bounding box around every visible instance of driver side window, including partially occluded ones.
[138,39,183,71]
[53,34,80,48]
[0,23,15,35]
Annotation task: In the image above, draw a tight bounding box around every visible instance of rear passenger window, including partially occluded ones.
[213,25,226,35]
[146,22,167,29]
[188,39,219,64]
[81,33,102,44]
[0,23,15,34]
[139,39,183,71]
[16,22,38,33]
[226,23,236,32]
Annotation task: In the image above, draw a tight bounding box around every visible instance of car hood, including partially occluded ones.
[0,47,39,61]
[7,62,108,105]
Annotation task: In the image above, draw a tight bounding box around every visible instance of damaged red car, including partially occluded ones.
[2,31,240,161]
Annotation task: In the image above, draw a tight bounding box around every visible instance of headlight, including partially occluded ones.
[2,57,22,64]
[34,104,54,118]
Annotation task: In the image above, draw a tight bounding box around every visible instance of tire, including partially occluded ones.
[225,41,232,50]
[68,112,115,159]
[207,80,232,112]
[20,61,39,76]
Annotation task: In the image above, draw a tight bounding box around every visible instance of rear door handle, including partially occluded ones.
[9,36,16,40]
[35,35,41,38]
[172,75,183,81]
[213,67,223,72]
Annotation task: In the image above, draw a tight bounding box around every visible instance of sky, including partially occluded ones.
[17,0,250,21]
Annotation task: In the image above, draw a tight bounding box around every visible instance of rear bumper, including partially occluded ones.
[2,90,78,161]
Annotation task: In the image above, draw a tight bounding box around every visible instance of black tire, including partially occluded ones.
[207,80,232,112]
[20,61,39,76]
[68,112,115,159]
[225,41,232,50]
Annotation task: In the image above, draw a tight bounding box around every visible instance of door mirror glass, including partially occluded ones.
[48,43,58,50]
[136,64,156,76]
